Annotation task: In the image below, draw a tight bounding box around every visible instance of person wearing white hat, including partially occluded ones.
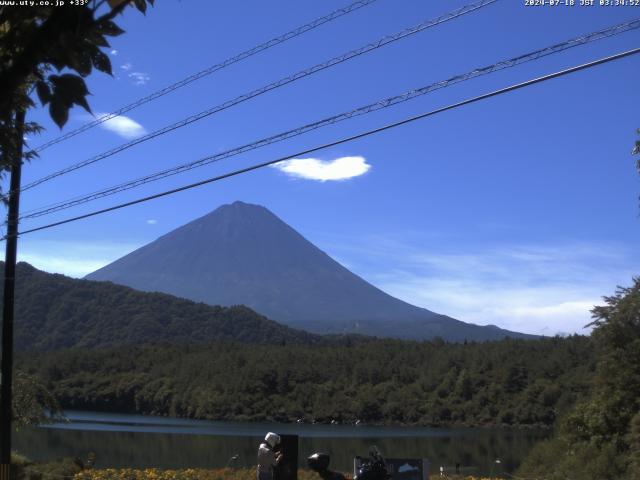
[257,432,282,480]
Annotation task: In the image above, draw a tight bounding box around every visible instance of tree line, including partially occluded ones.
[18,335,594,428]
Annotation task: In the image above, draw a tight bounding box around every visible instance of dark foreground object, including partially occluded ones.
[274,434,299,480]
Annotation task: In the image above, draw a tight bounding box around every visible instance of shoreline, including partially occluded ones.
[52,408,555,432]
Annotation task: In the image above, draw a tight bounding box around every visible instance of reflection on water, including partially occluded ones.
[14,411,548,476]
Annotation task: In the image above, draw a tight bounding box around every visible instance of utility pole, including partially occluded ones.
[0,109,25,480]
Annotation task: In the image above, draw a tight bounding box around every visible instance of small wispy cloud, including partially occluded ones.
[146,219,158,225]
[117,61,150,85]
[271,156,371,182]
[129,72,150,86]
[110,49,118,56]
[96,112,146,139]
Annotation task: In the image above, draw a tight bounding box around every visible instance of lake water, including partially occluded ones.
[14,411,548,476]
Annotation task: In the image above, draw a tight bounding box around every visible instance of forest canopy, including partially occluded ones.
[18,335,594,428]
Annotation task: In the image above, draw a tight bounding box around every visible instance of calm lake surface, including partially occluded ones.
[14,411,549,476]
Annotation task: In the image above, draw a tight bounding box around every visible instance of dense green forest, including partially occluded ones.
[517,278,640,480]
[3,262,322,349]
[19,335,593,428]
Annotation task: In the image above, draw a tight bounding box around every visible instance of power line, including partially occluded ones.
[20,16,639,218]
[31,0,381,153]
[12,46,640,239]
[19,18,640,221]
[21,0,499,193]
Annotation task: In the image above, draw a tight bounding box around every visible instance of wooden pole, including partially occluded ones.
[0,109,25,480]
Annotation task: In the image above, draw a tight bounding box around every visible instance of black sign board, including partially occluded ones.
[273,434,299,480]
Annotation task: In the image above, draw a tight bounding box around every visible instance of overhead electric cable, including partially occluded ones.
[32,0,380,153]
[19,18,640,221]
[21,0,498,193]
[13,46,640,239]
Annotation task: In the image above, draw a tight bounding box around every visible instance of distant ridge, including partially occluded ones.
[87,201,536,341]
[2,262,319,350]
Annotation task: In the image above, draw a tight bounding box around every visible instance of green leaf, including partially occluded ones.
[76,96,92,114]
[49,98,69,129]
[23,150,39,162]
[24,122,43,134]
[50,74,89,96]
[68,48,93,77]
[87,31,111,48]
[35,81,51,106]
[98,20,125,37]
[91,50,112,75]
[134,0,147,13]
[49,74,92,116]
[48,57,66,72]
[71,89,92,114]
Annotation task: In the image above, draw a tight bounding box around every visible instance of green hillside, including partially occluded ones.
[2,262,320,350]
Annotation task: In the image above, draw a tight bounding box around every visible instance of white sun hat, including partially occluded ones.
[265,432,281,448]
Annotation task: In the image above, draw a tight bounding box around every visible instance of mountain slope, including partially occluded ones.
[3,262,319,350]
[86,201,533,341]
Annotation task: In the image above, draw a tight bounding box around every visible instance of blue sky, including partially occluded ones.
[8,0,640,336]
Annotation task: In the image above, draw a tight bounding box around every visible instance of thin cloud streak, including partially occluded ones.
[318,237,639,336]
[381,275,602,335]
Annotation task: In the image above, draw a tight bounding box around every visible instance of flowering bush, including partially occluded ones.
[74,468,321,480]
[73,468,506,480]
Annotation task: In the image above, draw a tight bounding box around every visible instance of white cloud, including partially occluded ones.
[146,219,158,225]
[271,156,371,182]
[129,72,150,86]
[96,112,146,139]
[110,49,118,56]
[381,274,602,336]
[118,62,150,85]
[319,238,639,336]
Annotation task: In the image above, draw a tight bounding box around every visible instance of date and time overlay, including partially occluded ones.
[525,0,639,6]
[1,0,640,8]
